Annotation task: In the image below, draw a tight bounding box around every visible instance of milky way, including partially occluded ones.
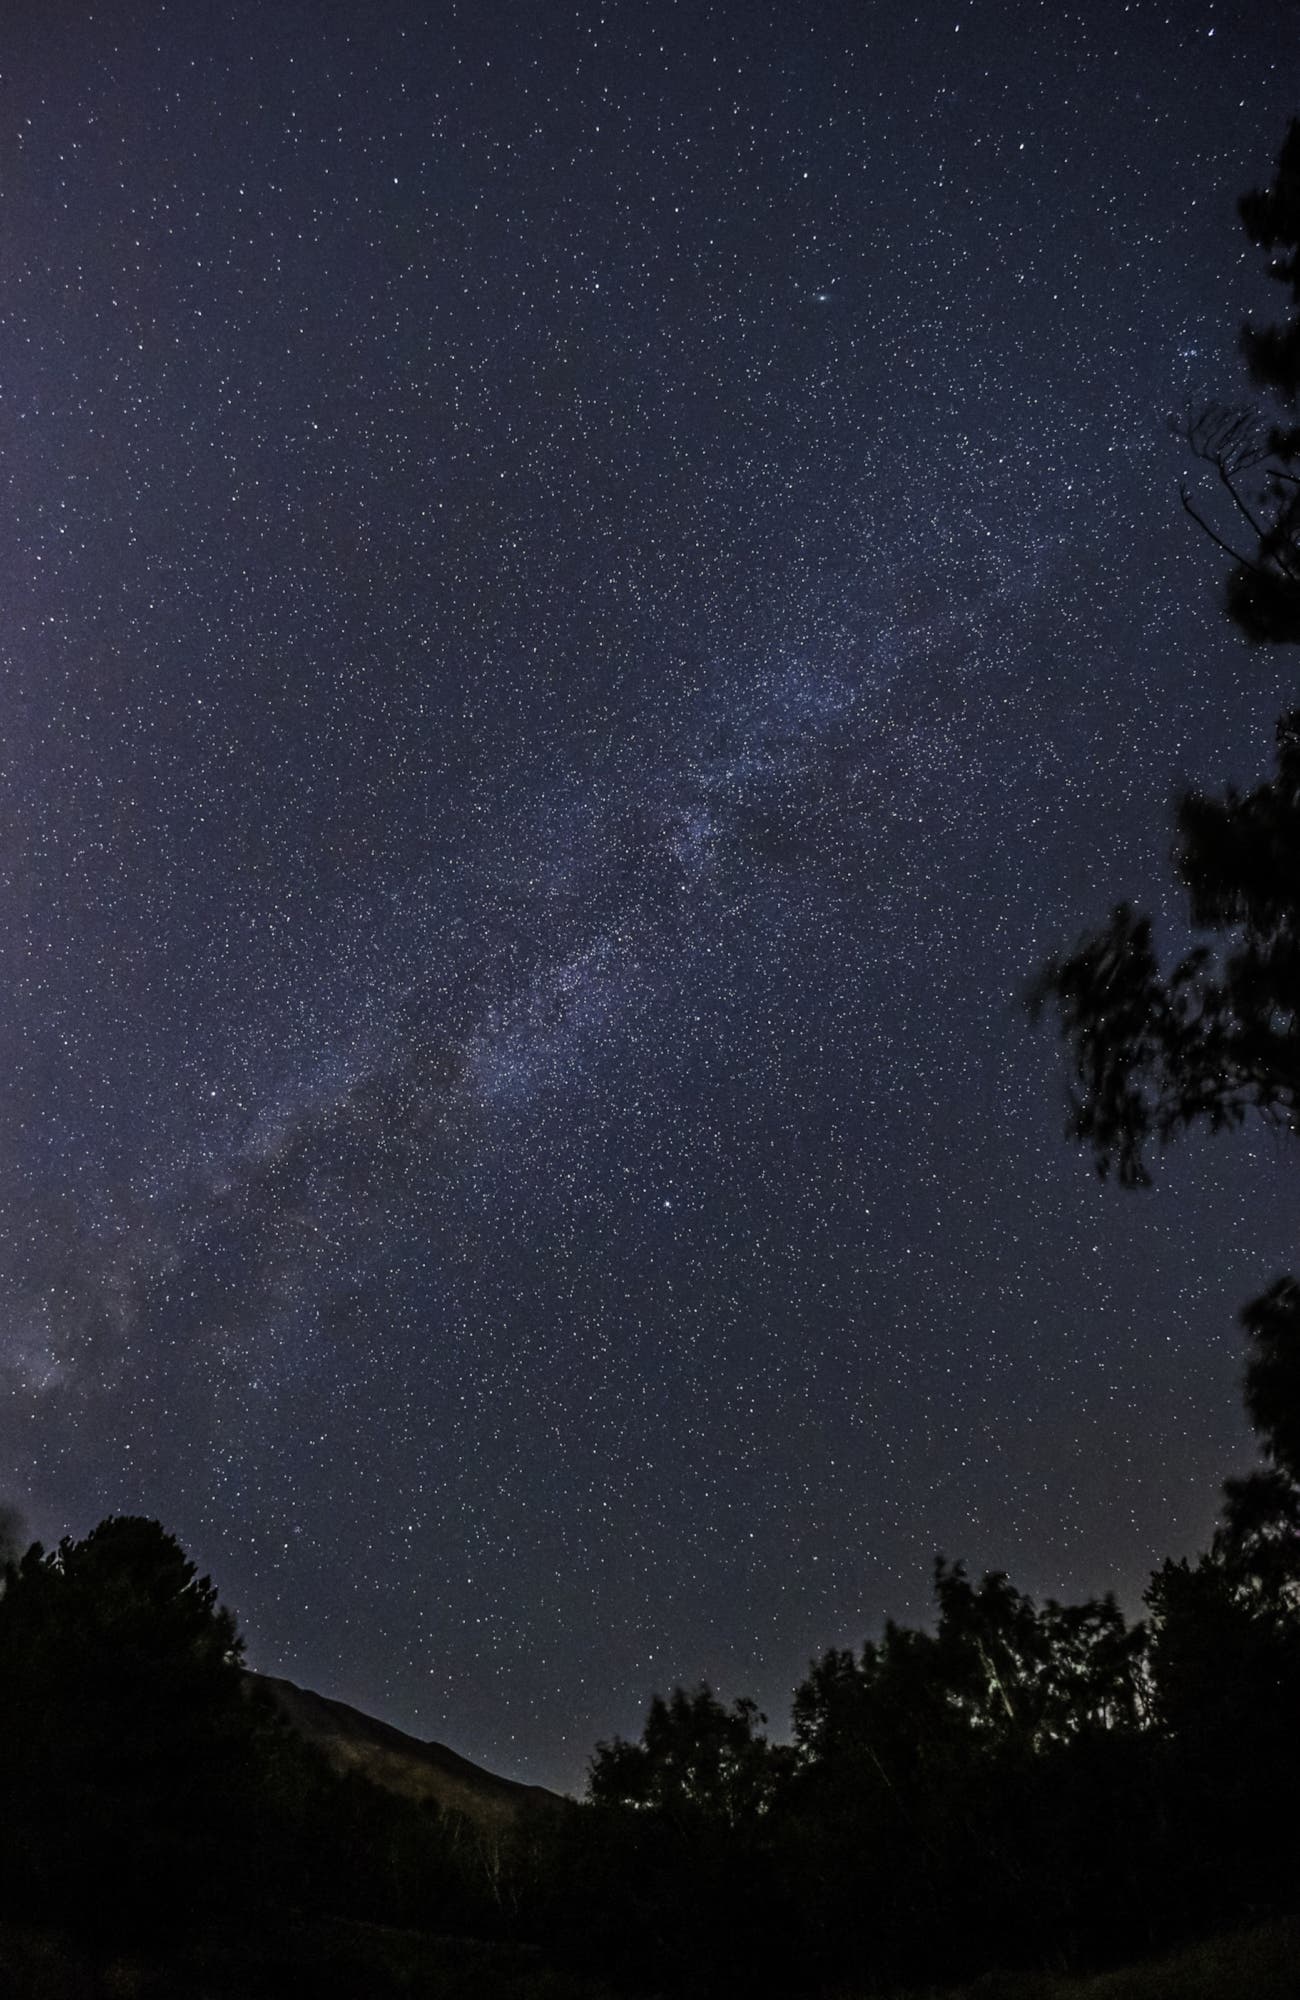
[2,0,1298,1786]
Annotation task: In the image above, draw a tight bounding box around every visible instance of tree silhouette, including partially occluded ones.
[1031,128,1300,1949]
[0,1517,531,1974]
[782,1563,1153,1988]
[1144,1537,1300,1925]
[0,1517,270,1943]
[1036,126,1300,1185]
[1214,1281,1300,1619]
[588,1682,783,1826]
[1239,1274,1300,1482]
[1173,122,1300,641]
[792,1561,1144,1772]
[0,1503,24,1568]
[1177,403,1300,643]
[1031,710,1300,1186]
[571,1686,796,1993]
[1240,117,1300,404]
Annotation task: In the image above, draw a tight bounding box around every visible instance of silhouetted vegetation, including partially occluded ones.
[0,1515,551,1994]
[1035,117,1300,1185]
[1171,119,1300,642]
[7,106,1300,2000]
[3,1473,1298,1994]
[1002,105,1300,1997]
[520,105,1296,2000]
[537,1514,1300,1996]
[544,109,1298,1995]
[1029,712,1300,1187]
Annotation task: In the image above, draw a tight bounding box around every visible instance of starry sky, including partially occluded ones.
[3,0,1299,1791]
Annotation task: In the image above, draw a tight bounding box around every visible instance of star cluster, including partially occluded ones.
[2,0,1297,1788]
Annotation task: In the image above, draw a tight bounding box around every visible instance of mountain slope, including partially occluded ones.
[252,1672,561,1826]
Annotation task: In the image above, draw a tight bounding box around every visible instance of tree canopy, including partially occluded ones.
[1035,130,1300,1511]
[1031,710,1300,1187]
[588,1682,783,1826]
[1029,127,1300,1950]
[1173,121,1300,642]
[1240,116,1300,405]
[1038,122,1300,1184]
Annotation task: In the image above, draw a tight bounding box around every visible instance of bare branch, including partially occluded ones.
[1179,485,1257,569]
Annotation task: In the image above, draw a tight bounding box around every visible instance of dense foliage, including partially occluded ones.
[1030,709,1300,1186]
[560,1516,1300,1994]
[3,1479,1298,1996]
[0,1516,514,1991]
[997,105,1300,1998]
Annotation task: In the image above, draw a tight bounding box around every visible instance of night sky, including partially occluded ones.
[3,0,1299,1793]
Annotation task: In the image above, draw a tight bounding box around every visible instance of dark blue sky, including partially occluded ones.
[2,0,1297,1790]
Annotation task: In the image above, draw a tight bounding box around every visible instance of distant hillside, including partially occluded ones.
[252,1672,562,1827]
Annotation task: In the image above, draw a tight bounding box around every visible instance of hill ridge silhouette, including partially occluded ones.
[251,1671,561,1825]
